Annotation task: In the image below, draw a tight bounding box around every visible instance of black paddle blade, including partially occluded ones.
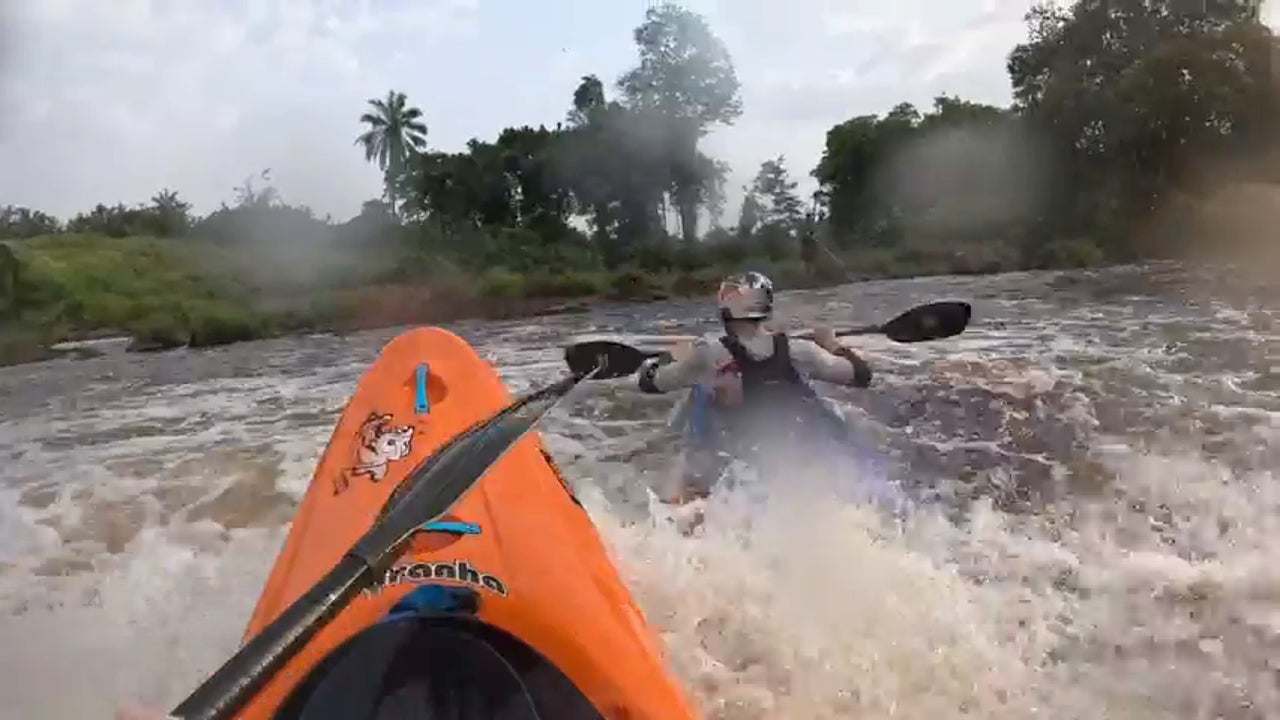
[564,340,655,379]
[881,301,972,343]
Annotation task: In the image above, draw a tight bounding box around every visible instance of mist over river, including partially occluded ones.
[3,262,1280,719]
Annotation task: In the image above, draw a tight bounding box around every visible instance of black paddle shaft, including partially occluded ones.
[170,367,601,720]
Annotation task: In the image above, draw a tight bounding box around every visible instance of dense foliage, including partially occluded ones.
[2,0,1276,360]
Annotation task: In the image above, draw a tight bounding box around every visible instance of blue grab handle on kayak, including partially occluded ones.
[421,520,482,535]
[381,584,480,623]
[415,363,430,414]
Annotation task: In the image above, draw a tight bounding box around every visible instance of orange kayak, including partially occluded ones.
[230,326,698,719]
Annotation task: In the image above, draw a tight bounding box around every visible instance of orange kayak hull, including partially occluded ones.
[234,326,697,719]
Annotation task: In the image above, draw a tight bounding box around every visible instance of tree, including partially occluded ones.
[1006,0,1275,251]
[356,90,429,220]
[554,79,671,263]
[813,97,1013,249]
[568,75,607,127]
[233,169,280,209]
[920,95,1008,131]
[405,148,490,230]
[813,106,921,245]
[618,4,742,127]
[0,206,60,239]
[150,188,192,236]
[618,4,742,243]
[736,192,760,240]
[751,156,804,230]
[696,152,730,228]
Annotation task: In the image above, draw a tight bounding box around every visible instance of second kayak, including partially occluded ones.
[229,326,698,719]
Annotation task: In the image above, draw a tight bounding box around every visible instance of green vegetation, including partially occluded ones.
[15,235,251,344]
[2,0,1276,365]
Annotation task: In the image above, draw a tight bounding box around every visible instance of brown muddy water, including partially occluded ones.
[2,262,1280,719]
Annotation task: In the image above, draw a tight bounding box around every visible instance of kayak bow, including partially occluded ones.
[172,327,697,720]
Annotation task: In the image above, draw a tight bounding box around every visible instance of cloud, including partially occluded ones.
[0,0,1041,223]
[0,0,479,219]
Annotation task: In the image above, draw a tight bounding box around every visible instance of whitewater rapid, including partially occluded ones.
[2,263,1279,719]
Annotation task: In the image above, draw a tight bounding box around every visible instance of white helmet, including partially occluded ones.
[717,271,774,322]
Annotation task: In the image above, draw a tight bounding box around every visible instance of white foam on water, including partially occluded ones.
[0,488,61,567]
[0,523,286,719]
[580,444,1280,719]
[2,268,1280,718]
[1,447,1272,720]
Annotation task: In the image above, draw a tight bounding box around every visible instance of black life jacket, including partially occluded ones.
[719,333,814,398]
[717,333,846,443]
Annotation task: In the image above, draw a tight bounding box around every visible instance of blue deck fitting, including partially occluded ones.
[415,363,431,414]
[421,520,482,535]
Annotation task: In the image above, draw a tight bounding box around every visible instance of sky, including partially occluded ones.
[1,0,1276,225]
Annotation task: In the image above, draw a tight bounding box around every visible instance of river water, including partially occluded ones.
[2,262,1280,719]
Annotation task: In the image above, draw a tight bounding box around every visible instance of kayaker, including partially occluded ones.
[638,270,873,502]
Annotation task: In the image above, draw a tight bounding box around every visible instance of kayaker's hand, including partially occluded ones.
[670,340,695,363]
[711,374,742,406]
[812,326,842,353]
[114,704,172,720]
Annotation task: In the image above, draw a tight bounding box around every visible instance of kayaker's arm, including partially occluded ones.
[638,338,714,393]
[791,334,873,388]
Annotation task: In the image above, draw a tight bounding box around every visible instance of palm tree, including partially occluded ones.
[355,90,429,220]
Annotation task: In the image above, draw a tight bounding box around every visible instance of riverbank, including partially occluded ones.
[0,234,692,365]
[0,232,1105,367]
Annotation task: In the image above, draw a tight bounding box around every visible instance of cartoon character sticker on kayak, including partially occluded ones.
[334,412,415,495]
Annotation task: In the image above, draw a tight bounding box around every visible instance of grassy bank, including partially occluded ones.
[0,232,1105,367]
[2,235,276,361]
[0,234,731,365]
